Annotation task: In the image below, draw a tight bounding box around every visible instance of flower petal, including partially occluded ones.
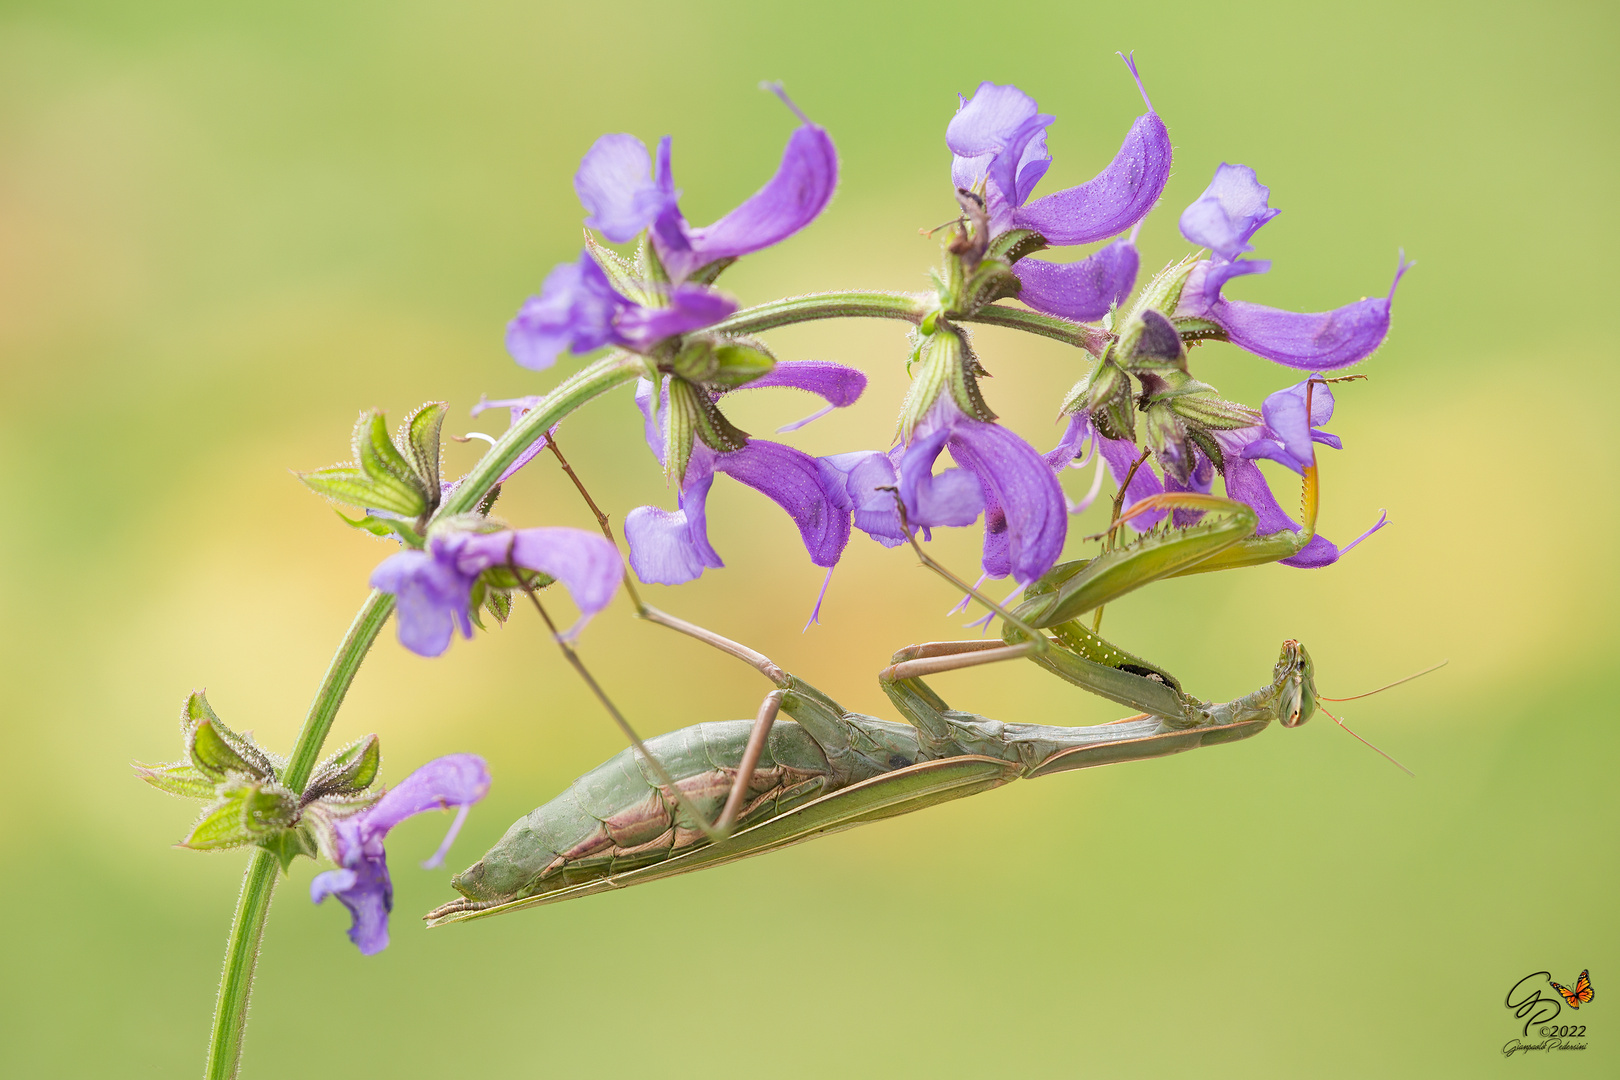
[506,253,626,371]
[1177,163,1278,260]
[944,420,1066,584]
[896,430,988,534]
[1260,377,1335,467]
[743,360,867,408]
[615,283,737,351]
[457,528,624,635]
[624,500,721,586]
[575,134,673,243]
[369,549,472,658]
[715,439,852,568]
[1012,59,1170,246]
[364,754,493,838]
[821,451,907,547]
[674,121,838,276]
[310,860,392,955]
[1013,237,1139,322]
[1208,290,1394,371]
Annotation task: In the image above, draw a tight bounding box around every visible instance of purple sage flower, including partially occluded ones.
[573,85,838,283]
[624,362,865,585]
[946,54,1172,322]
[1176,163,1411,370]
[370,527,623,656]
[895,397,1068,585]
[310,754,491,955]
[505,250,737,372]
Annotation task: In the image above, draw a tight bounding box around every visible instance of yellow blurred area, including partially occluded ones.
[2,1,1617,1075]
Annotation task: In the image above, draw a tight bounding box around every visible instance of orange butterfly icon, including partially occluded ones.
[1549,970,1595,1009]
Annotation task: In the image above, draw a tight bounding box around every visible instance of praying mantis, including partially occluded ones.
[425,448,1398,926]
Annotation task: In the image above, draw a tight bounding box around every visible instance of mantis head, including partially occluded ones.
[1274,639,1318,728]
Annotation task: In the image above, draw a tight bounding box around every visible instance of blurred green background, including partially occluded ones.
[2,0,1615,1075]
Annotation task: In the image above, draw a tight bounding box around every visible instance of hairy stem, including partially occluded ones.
[201,351,641,1080]
[710,290,930,335]
[959,304,1111,355]
[204,849,277,1080]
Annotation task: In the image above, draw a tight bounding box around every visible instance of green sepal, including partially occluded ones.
[134,761,217,799]
[305,734,381,800]
[182,780,298,850]
[896,330,952,440]
[947,336,998,424]
[354,411,431,514]
[335,510,425,547]
[1114,308,1188,373]
[636,235,671,290]
[301,467,427,518]
[403,402,446,494]
[689,385,749,454]
[189,720,267,783]
[1125,254,1201,323]
[1175,316,1226,344]
[955,258,1021,318]
[708,341,777,388]
[686,256,737,286]
[664,377,702,483]
[480,564,554,593]
[180,689,223,736]
[1086,361,1136,442]
[1187,427,1226,473]
[1149,370,1261,432]
[484,587,513,624]
[670,338,720,383]
[257,824,318,874]
[985,228,1046,265]
[1143,402,1192,485]
[584,231,650,304]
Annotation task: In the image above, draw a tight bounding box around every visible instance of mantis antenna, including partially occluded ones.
[1316,702,1415,777]
[1320,659,1448,701]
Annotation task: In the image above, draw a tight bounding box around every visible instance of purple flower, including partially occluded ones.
[573,85,838,283]
[505,250,737,372]
[310,754,490,955]
[370,527,623,656]
[946,55,1172,322]
[1176,163,1411,370]
[1043,411,1169,533]
[896,397,1068,585]
[623,362,865,585]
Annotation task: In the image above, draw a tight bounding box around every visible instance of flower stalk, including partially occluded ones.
[202,348,641,1080]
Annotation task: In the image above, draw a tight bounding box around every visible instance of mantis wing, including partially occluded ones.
[424,755,1019,925]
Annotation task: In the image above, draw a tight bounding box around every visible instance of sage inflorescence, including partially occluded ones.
[137,52,1407,1080]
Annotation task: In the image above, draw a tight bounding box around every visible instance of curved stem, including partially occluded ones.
[201,350,643,1080]
[958,304,1111,355]
[710,290,929,335]
[205,850,276,1080]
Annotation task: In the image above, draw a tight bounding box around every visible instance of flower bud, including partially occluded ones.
[304,734,381,801]
[1114,308,1187,373]
[299,407,444,525]
[707,340,777,388]
[1086,361,1136,442]
[1143,401,1191,484]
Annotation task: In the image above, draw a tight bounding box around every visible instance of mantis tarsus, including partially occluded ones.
[425,433,1373,926]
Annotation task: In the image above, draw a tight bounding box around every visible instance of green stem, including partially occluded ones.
[710,290,929,335]
[205,850,277,1080]
[958,304,1111,355]
[200,350,642,1079]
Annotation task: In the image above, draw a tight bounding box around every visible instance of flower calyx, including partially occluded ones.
[897,325,996,442]
[134,690,387,872]
[298,403,448,544]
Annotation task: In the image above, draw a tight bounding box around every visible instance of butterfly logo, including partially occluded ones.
[1549,970,1595,1009]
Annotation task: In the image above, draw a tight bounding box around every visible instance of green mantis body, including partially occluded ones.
[426,487,1326,926]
